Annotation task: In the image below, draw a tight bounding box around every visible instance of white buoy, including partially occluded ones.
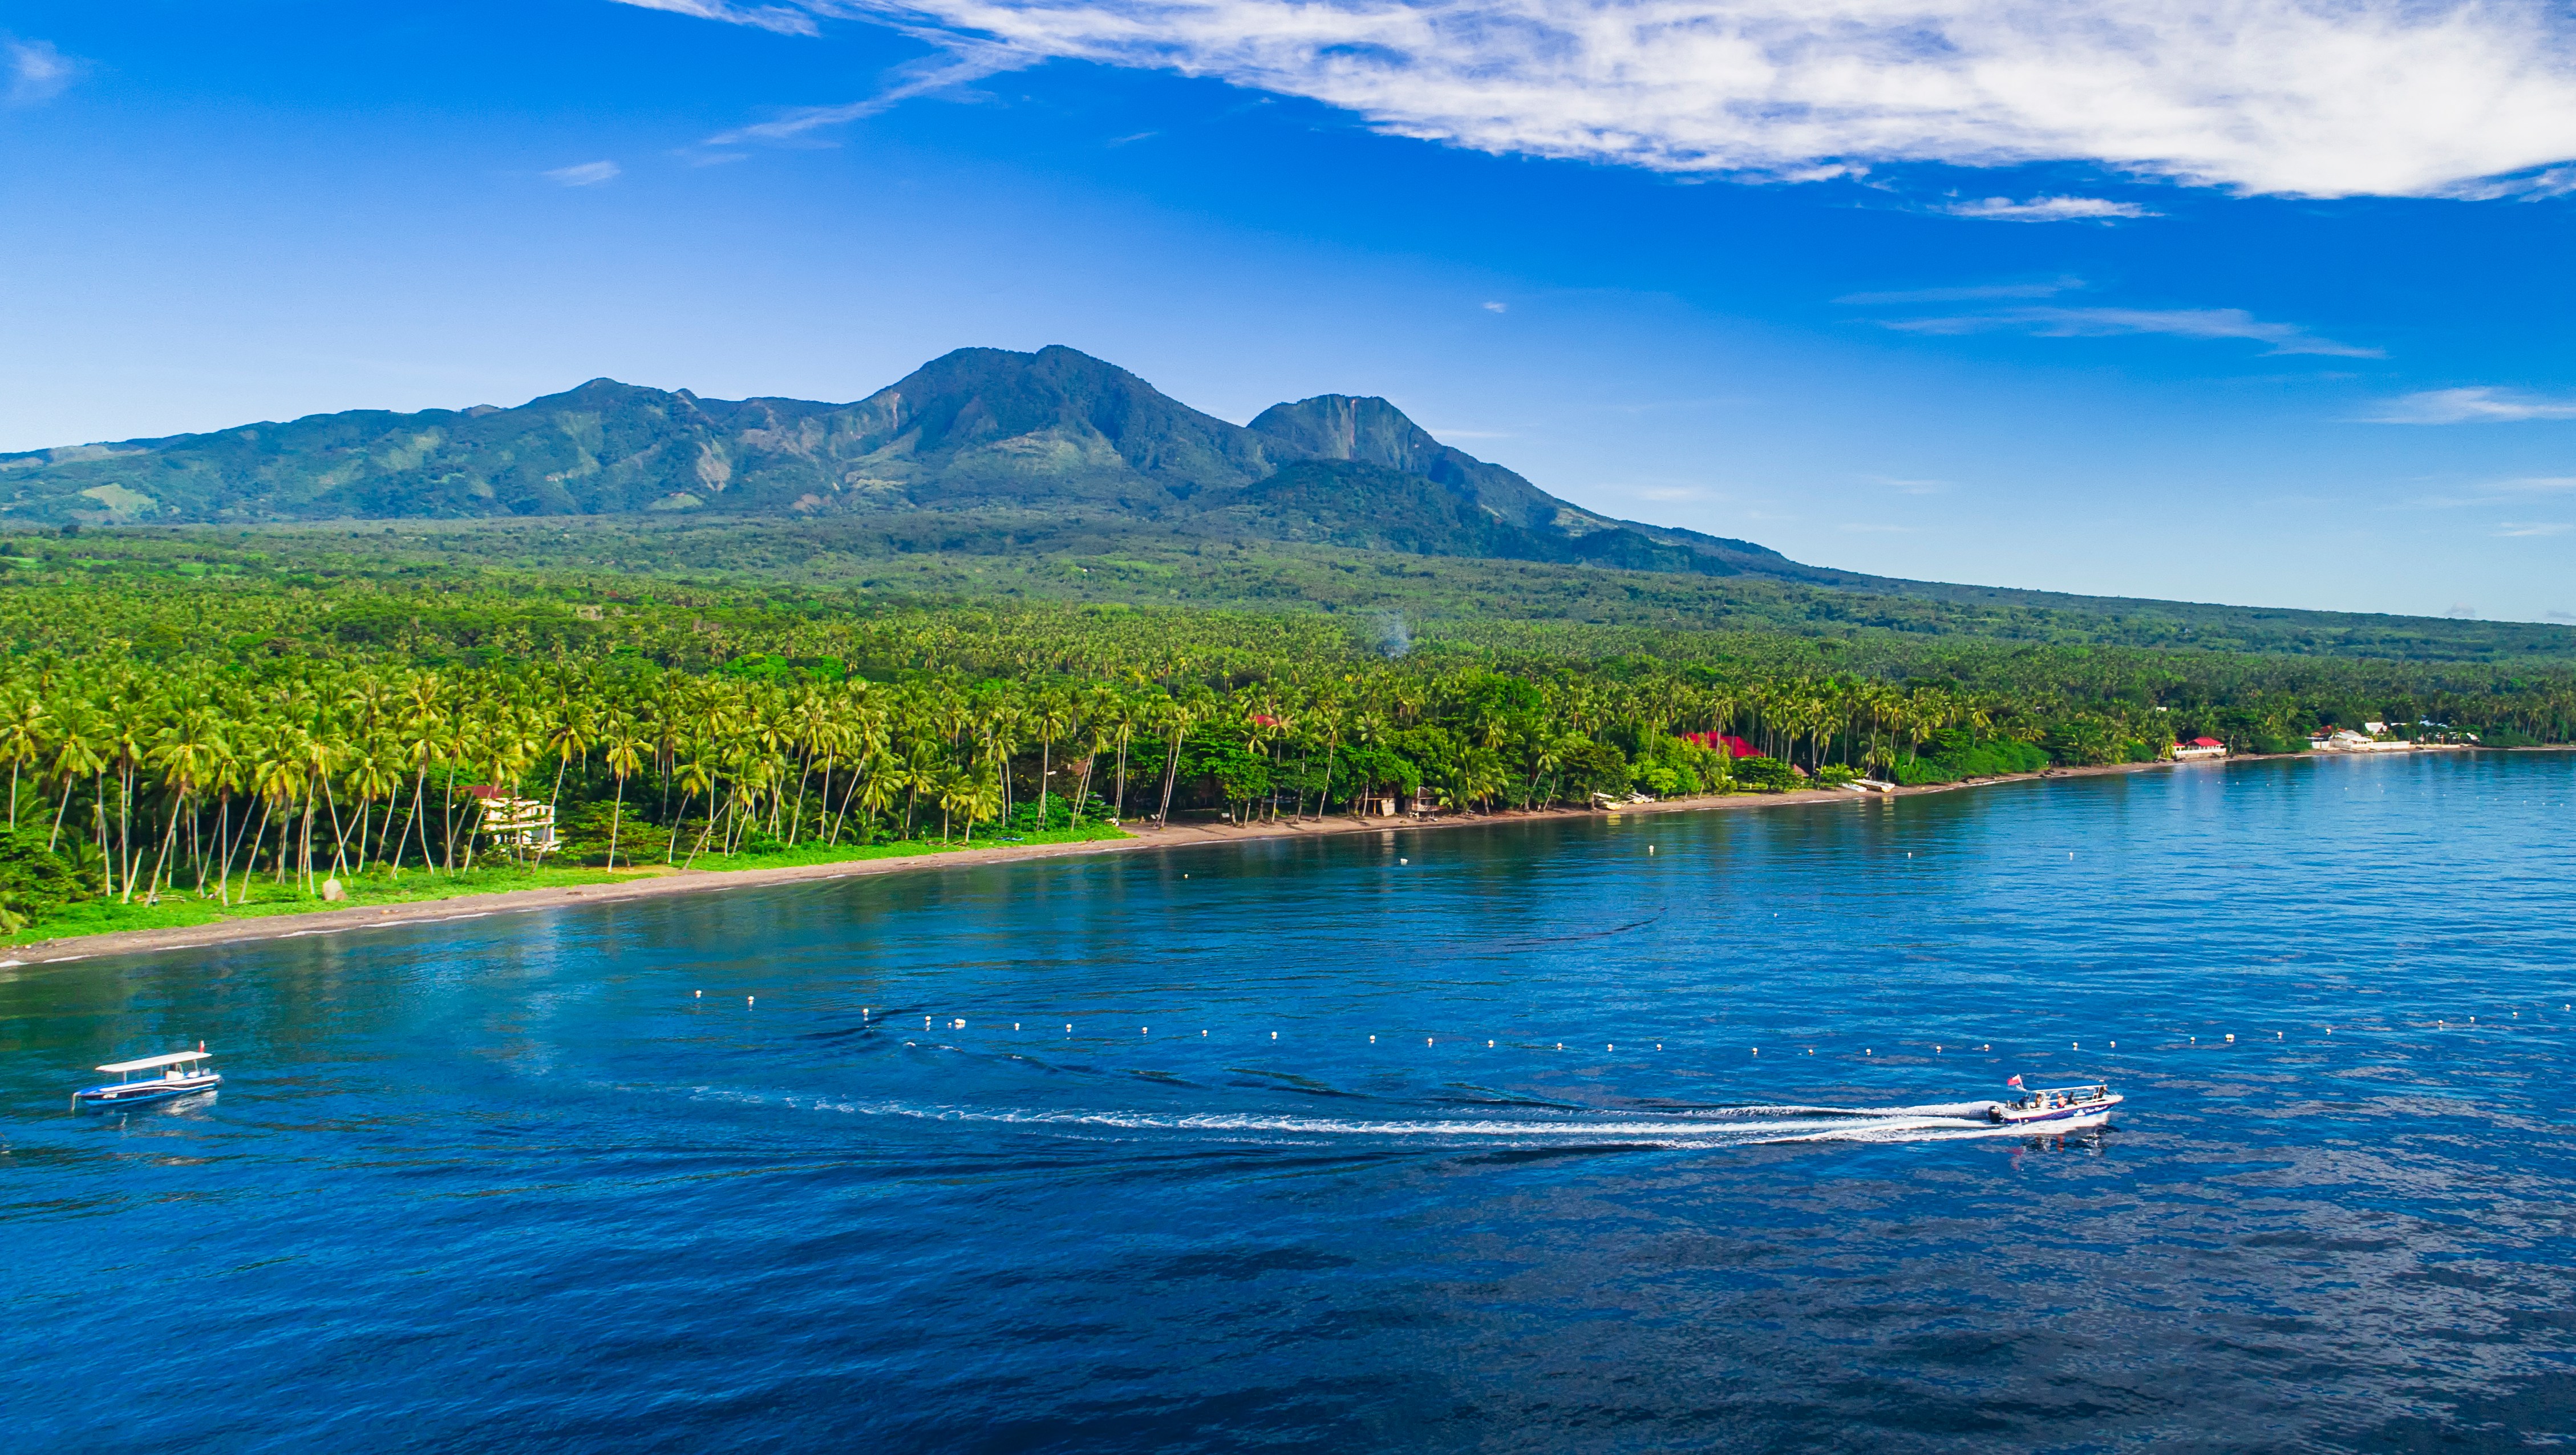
[1202,1029,1208,1037]
[1865,1048,1872,1055]
[2225,1033,2234,1042]
[2109,1040,2116,1049]
[925,1016,932,1028]
[1750,1046,1757,1056]
[1143,1026,1149,1036]
[748,996,755,1007]
[1608,1043,1614,1052]
[2277,1031,2283,1038]
[2072,1041,2079,1050]
[1427,1037,1434,1046]
[1370,1034,1376,1043]
[1557,1042,1564,1050]
[1488,1040,1494,1048]
[1399,858,1408,865]
[1065,1023,1072,1033]
[1935,1045,1943,1053]
[1649,846,1655,854]
[1271,1031,1278,1040]
[1656,1043,1662,1050]
[694,989,702,999]
[1015,1023,1021,1031]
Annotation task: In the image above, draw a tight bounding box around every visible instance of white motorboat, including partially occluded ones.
[1988,1080,2120,1126]
[72,1048,222,1111]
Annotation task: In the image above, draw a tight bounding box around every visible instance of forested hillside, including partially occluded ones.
[0,528,2567,943]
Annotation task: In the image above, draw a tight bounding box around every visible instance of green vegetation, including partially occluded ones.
[0,527,2566,946]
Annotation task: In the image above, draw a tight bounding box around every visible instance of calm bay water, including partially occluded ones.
[7,751,2575,1452]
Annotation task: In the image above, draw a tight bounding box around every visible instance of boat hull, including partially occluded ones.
[1990,1093,2121,1126]
[72,1073,221,1110]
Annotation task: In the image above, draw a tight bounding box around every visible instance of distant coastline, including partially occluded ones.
[7,742,2544,970]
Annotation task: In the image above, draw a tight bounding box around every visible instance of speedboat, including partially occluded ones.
[1988,1081,2120,1126]
[72,1048,221,1111]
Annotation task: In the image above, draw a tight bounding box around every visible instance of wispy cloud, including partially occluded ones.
[1885,306,2381,357]
[2409,475,2576,508]
[2439,163,2576,201]
[6,39,74,105]
[1937,196,2153,222]
[607,0,821,36]
[1837,278,2081,305]
[1861,474,1949,494]
[2495,522,2572,536]
[545,160,622,187]
[2367,387,2576,424]
[637,1,2576,199]
[703,45,1025,147]
[1480,301,1508,313]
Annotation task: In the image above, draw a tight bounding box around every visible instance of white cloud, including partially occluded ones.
[2496,522,2571,536]
[703,45,1025,144]
[6,39,74,105]
[1862,474,1948,494]
[2498,476,2576,494]
[2367,387,2576,423]
[1836,278,2080,304]
[609,0,823,35]
[1884,305,2380,357]
[1937,195,2153,221]
[545,160,623,186]
[647,0,2576,197]
[1481,300,1508,313]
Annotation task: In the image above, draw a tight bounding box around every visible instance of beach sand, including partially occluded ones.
[1,749,2460,967]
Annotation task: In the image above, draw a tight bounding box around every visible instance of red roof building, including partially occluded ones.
[1679,731,1761,758]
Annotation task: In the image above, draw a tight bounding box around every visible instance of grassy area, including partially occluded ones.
[6,823,1130,949]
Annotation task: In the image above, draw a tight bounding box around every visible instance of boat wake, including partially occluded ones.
[758,1094,2087,1150]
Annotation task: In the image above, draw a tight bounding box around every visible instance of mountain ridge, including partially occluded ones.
[0,345,1826,583]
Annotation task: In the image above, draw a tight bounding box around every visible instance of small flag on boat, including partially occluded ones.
[2005,1075,2024,1089]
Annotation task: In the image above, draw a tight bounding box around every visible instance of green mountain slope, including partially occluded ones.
[0,346,1822,581]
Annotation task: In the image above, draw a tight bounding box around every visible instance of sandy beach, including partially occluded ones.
[0,747,2481,967]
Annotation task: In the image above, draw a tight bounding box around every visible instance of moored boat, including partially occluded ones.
[72,1048,222,1111]
[1988,1078,2120,1126]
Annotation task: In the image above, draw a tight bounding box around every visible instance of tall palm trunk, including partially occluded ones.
[665,787,695,863]
[1156,731,1183,827]
[606,777,626,870]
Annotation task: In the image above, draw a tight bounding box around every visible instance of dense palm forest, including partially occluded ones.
[0,528,2569,938]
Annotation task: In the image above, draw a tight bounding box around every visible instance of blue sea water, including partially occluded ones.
[6,751,2575,1453]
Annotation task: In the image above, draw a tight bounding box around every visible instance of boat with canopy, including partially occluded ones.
[1987,1079,2120,1126]
[72,1048,222,1110]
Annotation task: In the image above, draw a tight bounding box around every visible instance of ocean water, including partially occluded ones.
[6,751,2575,1453]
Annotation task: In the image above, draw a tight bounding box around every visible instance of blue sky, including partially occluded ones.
[3,1,2574,620]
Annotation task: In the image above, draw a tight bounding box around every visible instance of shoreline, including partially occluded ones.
[2,742,2536,968]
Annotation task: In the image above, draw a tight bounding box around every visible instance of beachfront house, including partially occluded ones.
[464,785,557,852]
[2172,736,2227,761]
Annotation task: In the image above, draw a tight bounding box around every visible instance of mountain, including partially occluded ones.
[0,345,1817,581]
